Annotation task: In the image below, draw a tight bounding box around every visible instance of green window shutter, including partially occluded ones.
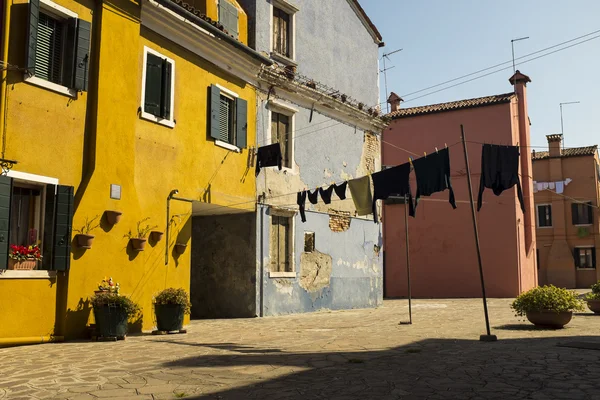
[571,203,578,225]
[588,202,594,224]
[62,18,77,88]
[236,97,247,148]
[219,96,231,142]
[144,53,163,117]
[161,58,172,120]
[0,176,12,270]
[42,184,56,271]
[52,185,73,271]
[26,0,40,73]
[219,0,238,39]
[209,84,221,140]
[573,248,580,268]
[73,19,91,91]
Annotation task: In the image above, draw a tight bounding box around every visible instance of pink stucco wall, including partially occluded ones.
[383,82,536,298]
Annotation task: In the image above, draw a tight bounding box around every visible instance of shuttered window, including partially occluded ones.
[36,12,64,84]
[273,7,290,57]
[536,205,552,227]
[271,112,290,167]
[270,215,292,273]
[572,202,593,225]
[143,48,174,122]
[219,95,234,144]
[218,0,238,39]
[208,85,247,148]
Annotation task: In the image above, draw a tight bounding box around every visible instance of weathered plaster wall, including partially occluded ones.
[191,213,257,318]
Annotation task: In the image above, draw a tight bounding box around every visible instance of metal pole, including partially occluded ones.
[460,125,497,342]
[405,194,412,325]
[383,55,389,114]
[560,103,564,150]
[165,197,171,265]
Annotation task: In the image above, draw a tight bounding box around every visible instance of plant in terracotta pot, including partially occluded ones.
[153,288,191,332]
[74,215,100,249]
[8,244,42,270]
[91,291,140,339]
[585,281,600,314]
[124,217,158,251]
[511,285,584,328]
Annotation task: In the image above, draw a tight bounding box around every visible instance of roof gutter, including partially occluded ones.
[154,0,273,66]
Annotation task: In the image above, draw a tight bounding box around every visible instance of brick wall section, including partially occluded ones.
[364,132,378,174]
[329,209,351,232]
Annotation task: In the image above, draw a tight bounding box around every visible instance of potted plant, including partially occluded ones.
[124,217,158,251]
[150,230,164,242]
[95,277,120,295]
[511,285,585,328]
[91,291,140,339]
[585,281,600,313]
[74,215,100,249]
[105,210,122,225]
[154,288,191,332]
[8,244,42,270]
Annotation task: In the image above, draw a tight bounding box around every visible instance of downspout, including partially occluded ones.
[0,0,11,158]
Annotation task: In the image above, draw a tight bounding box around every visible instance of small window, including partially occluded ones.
[10,184,44,252]
[219,94,236,145]
[142,48,174,125]
[218,0,238,39]
[574,248,596,269]
[572,202,593,225]
[537,205,552,227]
[271,111,291,168]
[273,7,290,58]
[36,12,65,85]
[304,232,314,252]
[209,85,247,149]
[270,215,293,272]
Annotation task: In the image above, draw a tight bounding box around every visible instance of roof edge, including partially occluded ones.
[346,0,383,44]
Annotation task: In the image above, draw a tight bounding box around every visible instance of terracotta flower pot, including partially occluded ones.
[8,259,38,270]
[76,234,95,249]
[105,210,122,225]
[174,243,187,255]
[587,299,600,314]
[94,290,109,295]
[526,310,573,328]
[130,238,147,251]
[150,231,164,242]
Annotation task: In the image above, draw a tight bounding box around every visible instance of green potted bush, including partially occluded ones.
[91,286,140,339]
[124,217,158,251]
[511,285,585,328]
[154,288,191,332]
[585,281,600,314]
[74,215,101,249]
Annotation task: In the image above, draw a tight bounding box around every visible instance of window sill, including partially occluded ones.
[24,75,77,98]
[140,111,175,128]
[215,140,241,153]
[269,271,296,278]
[574,224,593,227]
[270,52,297,67]
[537,226,553,229]
[577,268,596,271]
[0,270,57,279]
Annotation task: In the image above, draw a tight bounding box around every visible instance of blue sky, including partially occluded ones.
[361,0,600,149]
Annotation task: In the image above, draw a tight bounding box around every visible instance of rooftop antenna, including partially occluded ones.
[560,101,580,150]
[511,37,529,91]
[381,48,403,113]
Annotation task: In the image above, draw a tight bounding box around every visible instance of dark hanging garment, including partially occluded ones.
[412,148,457,214]
[477,144,525,213]
[334,182,347,200]
[371,163,413,222]
[319,185,334,204]
[297,190,307,222]
[255,143,282,176]
[307,189,319,205]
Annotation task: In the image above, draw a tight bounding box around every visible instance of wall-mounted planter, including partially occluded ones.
[8,259,38,270]
[174,243,187,255]
[105,210,122,225]
[130,238,147,251]
[75,234,95,249]
[150,231,164,242]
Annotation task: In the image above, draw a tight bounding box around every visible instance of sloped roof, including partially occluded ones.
[348,0,383,44]
[387,92,516,119]
[532,146,598,161]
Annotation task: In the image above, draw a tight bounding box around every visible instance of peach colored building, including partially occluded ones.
[383,71,537,298]
[533,134,600,288]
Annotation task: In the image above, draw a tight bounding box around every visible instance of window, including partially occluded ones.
[574,247,596,269]
[304,232,314,252]
[571,202,593,225]
[218,0,238,39]
[25,0,91,95]
[209,84,247,150]
[270,215,293,273]
[537,204,552,227]
[271,112,291,168]
[273,7,290,58]
[141,47,175,127]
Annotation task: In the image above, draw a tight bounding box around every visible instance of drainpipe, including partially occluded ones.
[0,0,11,158]
[165,190,193,265]
[0,336,64,348]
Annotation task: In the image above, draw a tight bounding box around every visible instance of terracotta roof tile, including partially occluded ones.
[546,134,563,142]
[532,146,598,161]
[387,92,516,119]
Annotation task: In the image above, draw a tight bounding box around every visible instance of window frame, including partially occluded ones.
[267,99,296,173]
[536,204,552,228]
[269,208,296,278]
[140,46,176,128]
[269,0,298,65]
[24,0,78,98]
[214,84,241,152]
[572,201,593,226]
[575,246,596,270]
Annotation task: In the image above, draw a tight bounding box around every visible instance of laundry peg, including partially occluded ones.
[435,147,439,153]
[424,151,427,158]
[445,143,448,148]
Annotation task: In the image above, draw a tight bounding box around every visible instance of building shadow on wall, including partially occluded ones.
[64,298,92,340]
[159,335,600,399]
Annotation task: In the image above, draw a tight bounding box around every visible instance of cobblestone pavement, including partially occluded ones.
[2,298,600,400]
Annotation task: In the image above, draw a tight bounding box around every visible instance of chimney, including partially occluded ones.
[387,92,403,113]
[547,134,563,157]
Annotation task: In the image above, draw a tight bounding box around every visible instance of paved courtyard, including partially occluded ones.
[2,298,600,400]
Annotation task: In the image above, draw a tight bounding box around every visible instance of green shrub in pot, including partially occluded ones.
[91,292,140,338]
[511,285,584,328]
[585,281,600,313]
[154,288,191,332]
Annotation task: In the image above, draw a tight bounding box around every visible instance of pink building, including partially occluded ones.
[383,71,537,298]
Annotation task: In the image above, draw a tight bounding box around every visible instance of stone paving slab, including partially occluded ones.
[1,299,600,399]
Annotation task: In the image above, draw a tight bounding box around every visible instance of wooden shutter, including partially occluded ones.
[62,18,77,88]
[144,53,163,117]
[593,248,597,268]
[236,97,247,148]
[273,10,281,54]
[219,0,238,39]
[53,185,73,271]
[73,19,91,91]
[279,115,289,165]
[161,58,172,120]
[547,205,552,227]
[571,203,578,225]
[0,176,12,269]
[271,112,278,144]
[270,215,280,271]
[219,96,231,142]
[209,84,221,140]
[587,202,594,224]
[36,12,63,83]
[42,184,56,270]
[26,0,40,73]
[280,11,288,57]
[573,248,580,268]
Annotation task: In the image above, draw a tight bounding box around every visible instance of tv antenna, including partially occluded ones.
[381,48,403,113]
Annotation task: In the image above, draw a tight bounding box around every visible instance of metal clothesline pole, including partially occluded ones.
[404,194,412,325]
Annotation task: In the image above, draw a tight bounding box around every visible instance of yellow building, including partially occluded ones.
[0,0,270,345]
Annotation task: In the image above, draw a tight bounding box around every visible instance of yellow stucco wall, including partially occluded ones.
[1,0,256,340]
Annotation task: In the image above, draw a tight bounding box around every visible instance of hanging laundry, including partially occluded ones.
[348,176,373,216]
[548,182,556,190]
[533,181,538,193]
[297,191,307,223]
[541,182,549,190]
[555,181,564,194]
[412,148,456,214]
[477,144,525,213]
[371,163,413,222]
[307,189,319,205]
[255,143,282,176]
[319,185,334,204]
[333,182,347,200]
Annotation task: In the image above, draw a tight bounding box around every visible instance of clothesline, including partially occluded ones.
[465,140,593,151]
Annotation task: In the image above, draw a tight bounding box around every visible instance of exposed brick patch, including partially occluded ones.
[364,132,378,174]
[329,209,351,232]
